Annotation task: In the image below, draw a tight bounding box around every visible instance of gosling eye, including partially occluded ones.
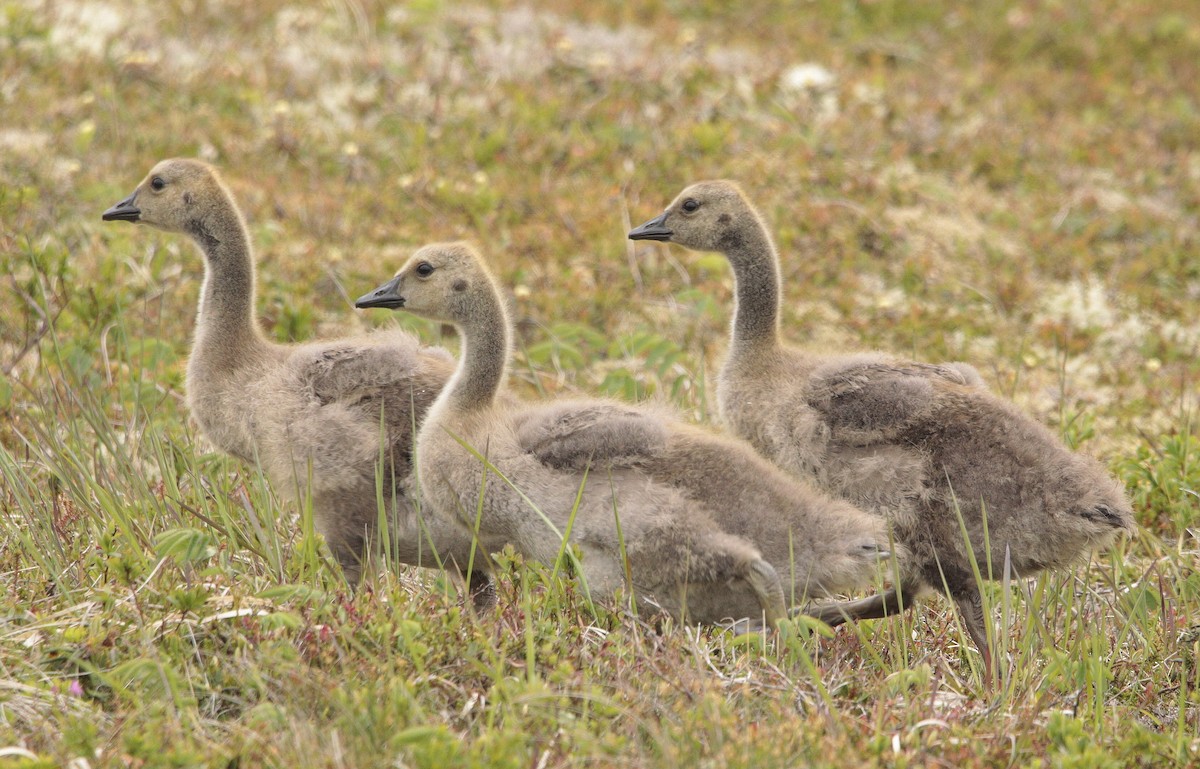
[150,176,166,191]
[681,198,700,213]
[415,262,435,278]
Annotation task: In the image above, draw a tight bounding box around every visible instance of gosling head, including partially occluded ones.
[355,242,494,325]
[628,180,756,253]
[102,158,227,234]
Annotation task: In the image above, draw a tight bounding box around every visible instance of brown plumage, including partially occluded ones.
[356,242,899,627]
[629,180,1134,674]
[101,159,483,593]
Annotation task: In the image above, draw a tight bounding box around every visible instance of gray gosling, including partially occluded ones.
[630,180,1134,673]
[356,242,899,627]
[102,158,484,594]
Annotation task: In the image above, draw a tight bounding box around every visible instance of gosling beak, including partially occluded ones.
[627,211,672,242]
[355,275,405,310]
[102,190,141,222]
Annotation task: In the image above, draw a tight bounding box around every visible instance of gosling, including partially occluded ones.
[102,158,483,593]
[630,180,1134,675]
[356,242,899,627]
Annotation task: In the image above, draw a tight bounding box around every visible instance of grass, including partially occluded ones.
[2,0,1199,765]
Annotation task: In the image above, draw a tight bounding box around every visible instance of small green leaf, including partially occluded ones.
[788,614,837,639]
[258,611,303,631]
[154,527,217,565]
[394,725,451,746]
[257,584,325,603]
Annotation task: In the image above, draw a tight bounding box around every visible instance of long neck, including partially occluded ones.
[191,206,272,366]
[724,220,782,360]
[441,289,510,414]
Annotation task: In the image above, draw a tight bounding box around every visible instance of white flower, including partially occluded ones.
[781,63,835,93]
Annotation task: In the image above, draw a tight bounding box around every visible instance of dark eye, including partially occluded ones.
[681,198,700,213]
[150,177,165,191]
[415,262,435,277]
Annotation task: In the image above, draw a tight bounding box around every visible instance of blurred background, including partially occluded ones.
[4,1,1197,444]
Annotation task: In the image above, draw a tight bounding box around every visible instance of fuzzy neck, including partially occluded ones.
[439,289,510,416]
[191,208,272,368]
[724,220,782,362]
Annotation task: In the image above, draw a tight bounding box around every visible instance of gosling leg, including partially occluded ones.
[742,558,788,630]
[952,586,997,688]
[801,582,918,626]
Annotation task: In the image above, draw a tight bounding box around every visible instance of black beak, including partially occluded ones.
[627,211,672,241]
[102,191,141,222]
[355,275,405,310]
